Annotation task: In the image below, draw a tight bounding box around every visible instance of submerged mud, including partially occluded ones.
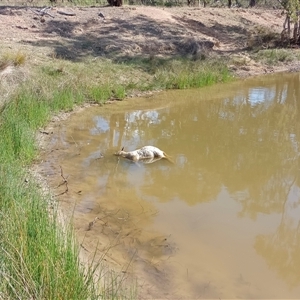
[35,100,180,298]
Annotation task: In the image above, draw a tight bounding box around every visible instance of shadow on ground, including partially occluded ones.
[16,6,254,64]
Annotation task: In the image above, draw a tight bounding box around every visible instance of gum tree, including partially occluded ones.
[280,0,300,42]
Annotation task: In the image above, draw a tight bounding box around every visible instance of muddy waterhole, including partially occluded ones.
[39,72,300,299]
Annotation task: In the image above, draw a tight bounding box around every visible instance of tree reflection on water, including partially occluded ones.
[88,72,300,288]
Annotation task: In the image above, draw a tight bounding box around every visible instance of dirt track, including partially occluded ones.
[1,4,299,77]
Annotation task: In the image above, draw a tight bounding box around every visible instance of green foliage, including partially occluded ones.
[113,85,127,99]
[0,164,101,299]
[254,49,296,65]
[51,88,85,111]
[153,59,231,89]
[0,66,135,298]
[281,0,300,21]
[88,85,113,103]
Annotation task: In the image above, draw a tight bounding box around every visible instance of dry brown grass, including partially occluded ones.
[0,52,28,108]
[0,51,26,68]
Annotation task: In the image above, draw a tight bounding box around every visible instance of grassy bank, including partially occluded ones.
[0,52,231,299]
[0,164,95,299]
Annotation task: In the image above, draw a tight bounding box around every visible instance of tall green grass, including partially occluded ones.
[123,57,232,90]
[0,163,132,299]
[0,95,133,299]
[156,61,231,89]
[0,164,91,299]
[0,84,133,300]
[161,66,230,89]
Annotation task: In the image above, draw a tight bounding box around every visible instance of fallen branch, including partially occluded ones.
[39,130,50,135]
[80,243,90,252]
[57,10,76,16]
[86,209,120,231]
[29,7,55,18]
[54,165,68,196]
[87,217,100,231]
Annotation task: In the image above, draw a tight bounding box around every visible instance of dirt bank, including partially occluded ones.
[1,4,300,78]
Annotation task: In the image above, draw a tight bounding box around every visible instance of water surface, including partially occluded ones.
[40,73,300,298]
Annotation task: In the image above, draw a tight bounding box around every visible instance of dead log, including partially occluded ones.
[57,10,76,16]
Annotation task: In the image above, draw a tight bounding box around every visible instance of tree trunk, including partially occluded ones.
[298,20,300,43]
[249,0,255,7]
[295,16,300,43]
[288,16,291,39]
[293,19,298,42]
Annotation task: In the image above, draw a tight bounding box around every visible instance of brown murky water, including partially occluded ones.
[39,72,300,299]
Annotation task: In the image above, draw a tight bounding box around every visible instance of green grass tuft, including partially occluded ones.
[113,85,127,99]
[88,85,113,103]
[254,49,297,65]
[153,59,231,89]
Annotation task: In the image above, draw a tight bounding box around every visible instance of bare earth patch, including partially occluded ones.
[1,4,299,78]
